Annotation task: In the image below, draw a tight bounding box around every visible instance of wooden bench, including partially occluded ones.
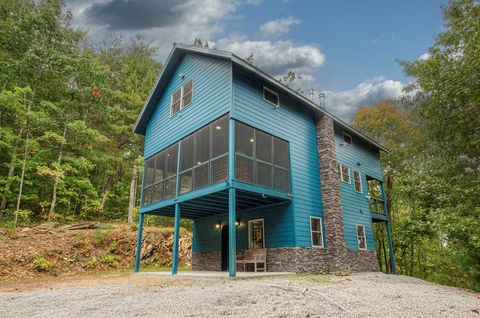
[236,249,266,272]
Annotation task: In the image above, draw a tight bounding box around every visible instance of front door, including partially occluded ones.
[248,219,265,250]
[221,225,229,271]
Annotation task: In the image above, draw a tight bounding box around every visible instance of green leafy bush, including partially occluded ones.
[32,257,54,272]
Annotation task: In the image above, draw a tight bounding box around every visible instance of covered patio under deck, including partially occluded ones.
[135,116,294,277]
[134,180,291,278]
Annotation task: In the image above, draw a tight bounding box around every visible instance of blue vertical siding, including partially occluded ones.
[144,53,232,158]
[334,125,381,251]
[231,68,325,248]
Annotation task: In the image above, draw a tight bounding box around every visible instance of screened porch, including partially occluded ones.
[135,114,293,277]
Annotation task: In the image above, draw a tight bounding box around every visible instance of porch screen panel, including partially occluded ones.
[166,144,178,178]
[180,135,194,171]
[142,157,155,206]
[211,116,229,183]
[235,121,290,193]
[273,137,290,192]
[142,114,229,206]
[212,116,228,157]
[211,155,228,183]
[195,126,210,165]
[255,130,273,188]
[153,182,164,202]
[179,170,192,194]
[154,152,166,182]
[235,122,254,183]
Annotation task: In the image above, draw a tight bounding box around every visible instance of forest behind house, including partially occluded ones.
[0,0,478,291]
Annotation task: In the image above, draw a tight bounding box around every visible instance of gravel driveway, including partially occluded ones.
[1,272,479,317]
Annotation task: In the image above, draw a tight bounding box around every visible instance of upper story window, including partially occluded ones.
[142,115,228,206]
[263,86,279,107]
[310,217,324,247]
[170,79,193,116]
[353,170,362,193]
[342,132,352,146]
[356,224,367,250]
[337,163,351,184]
[235,122,290,193]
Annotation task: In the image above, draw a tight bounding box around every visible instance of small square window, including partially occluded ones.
[343,133,352,145]
[263,87,279,107]
[356,224,367,250]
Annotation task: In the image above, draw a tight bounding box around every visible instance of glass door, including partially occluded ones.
[248,219,265,250]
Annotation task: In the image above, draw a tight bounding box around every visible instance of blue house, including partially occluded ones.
[133,44,396,277]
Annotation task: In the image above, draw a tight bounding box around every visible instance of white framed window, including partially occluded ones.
[263,86,279,107]
[170,79,193,116]
[337,163,351,184]
[353,170,362,193]
[248,218,265,250]
[356,224,367,250]
[342,132,352,146]
[310,216,324,248]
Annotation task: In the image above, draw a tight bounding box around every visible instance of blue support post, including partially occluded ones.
[228,117,236,278]
[228,117,235,181]
[228,187,236,277]
[386,221,397,274]
[381,181,397,274]
[134,213,144,273]
[172,203,181,275]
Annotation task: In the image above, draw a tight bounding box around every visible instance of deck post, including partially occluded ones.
[228,187,236,277]
[134,213,144,273]
[172,203,181,275]
[228,117,236,278]
[386,221,397,274]
[380,181,397,274]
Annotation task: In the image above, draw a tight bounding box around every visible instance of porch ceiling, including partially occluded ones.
[145,188,289,219]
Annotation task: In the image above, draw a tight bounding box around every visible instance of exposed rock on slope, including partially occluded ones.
[0,223,191,282]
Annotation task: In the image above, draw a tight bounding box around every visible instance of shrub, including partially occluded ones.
[108,242,117,253]
[159,257,173,268]
[33,257,54,272]
[72,250,82,262]
[73,233,86,248]
[100,254,117,266]
[93,229,112,247]
[86,256,98,268]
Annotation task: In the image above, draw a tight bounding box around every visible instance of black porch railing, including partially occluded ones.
[369,197,386,215]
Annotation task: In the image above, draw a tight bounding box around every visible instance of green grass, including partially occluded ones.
[294,274,332,284]
[101,266,192,276]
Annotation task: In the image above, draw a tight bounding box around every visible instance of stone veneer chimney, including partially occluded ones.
[315,114,349,272]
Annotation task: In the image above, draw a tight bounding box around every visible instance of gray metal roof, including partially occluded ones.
[133,43,389,153]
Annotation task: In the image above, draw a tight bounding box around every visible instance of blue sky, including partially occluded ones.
[232,0,446,90]
[66,0,447,121]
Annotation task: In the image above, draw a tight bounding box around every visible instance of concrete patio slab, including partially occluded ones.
[136,271,296,278]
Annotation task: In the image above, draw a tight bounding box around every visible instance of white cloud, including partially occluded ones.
[259,16,300,39]
[324,76,404,121]
[419,52,431,60]
[215,36,325,77]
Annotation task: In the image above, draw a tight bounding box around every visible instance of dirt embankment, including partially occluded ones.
[0,223,191,282]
